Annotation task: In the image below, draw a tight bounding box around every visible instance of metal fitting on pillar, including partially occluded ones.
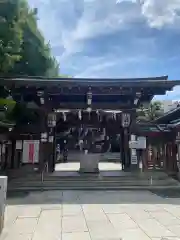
[134,92,141,105]
[37,91,45,105]
[63,112,66,122]
[87,89,92,106]
[87,107,91,120]
[47,113,56,127]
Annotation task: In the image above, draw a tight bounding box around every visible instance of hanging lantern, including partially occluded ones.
[78,110,82,120]
[121,113,131,127]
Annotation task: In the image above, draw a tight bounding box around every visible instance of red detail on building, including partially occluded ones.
[29,143,34,163]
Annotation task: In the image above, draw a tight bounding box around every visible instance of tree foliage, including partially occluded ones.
[0,0,60,77]
[0,0,23,73]
[0,0,63,125]
[137,101,163,121]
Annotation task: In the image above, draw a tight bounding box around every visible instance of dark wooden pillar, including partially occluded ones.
[6,143,12,169]
[38,141,45,172]
[39,111,56,173]
[121,112,132,171]
[171,142,178,174]
[142,143,148,171]
[120,129,125,170]
[10,140,15,169]
[1,143,6,171]
[166,143,172,173]
[46,114,56,172]
[123,127,130,170]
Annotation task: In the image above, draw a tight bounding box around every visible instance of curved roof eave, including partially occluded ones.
[0,75,169,81]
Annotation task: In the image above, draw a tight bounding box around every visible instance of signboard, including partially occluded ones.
[121,113,131,127]
[22,140,39,164]
[129,137,146,149]
[137,136,146,149]
[129,141,139,149]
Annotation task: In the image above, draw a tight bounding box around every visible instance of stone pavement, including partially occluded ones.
[1,190,180,240]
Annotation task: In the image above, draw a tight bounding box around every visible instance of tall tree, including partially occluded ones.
[11,2,60,77]
[0,0,23,74]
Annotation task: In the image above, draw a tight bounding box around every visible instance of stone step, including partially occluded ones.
[7,170,180,191]
[10,177,178,184]
[8,184,180,192]
[8,177,180,191]
[8,171,172,180]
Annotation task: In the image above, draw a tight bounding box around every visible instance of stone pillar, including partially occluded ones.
[0,176,7,235]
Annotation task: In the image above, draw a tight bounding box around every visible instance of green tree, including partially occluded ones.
[0,0,23,74]
[137,101,163,121]
[0,0,62,78]
[11,2,59,77]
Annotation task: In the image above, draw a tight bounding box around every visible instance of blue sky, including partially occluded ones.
[28,0,180,100]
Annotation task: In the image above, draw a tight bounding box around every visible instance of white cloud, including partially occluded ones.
[141,0,180,28]
[27,0,180,93]
[118,0,180,28]
[75,60,118,77]
[28,0,141,61]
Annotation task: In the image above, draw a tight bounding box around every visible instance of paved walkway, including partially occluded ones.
[2,190,180,240]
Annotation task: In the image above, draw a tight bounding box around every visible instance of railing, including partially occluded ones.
[41,162,49,183]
